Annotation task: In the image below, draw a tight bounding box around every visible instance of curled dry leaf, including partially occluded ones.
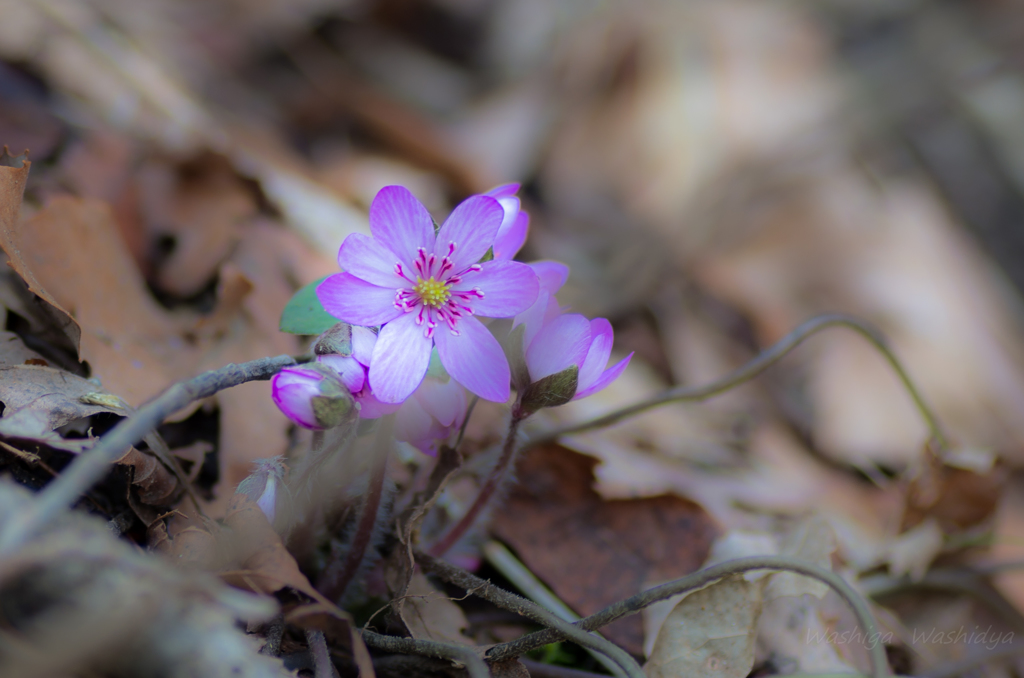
[155,493,321,600]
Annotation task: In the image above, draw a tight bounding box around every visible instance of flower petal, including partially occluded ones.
[576,317,614,392]
[356,390,402,419]
[525,313,591,382]
[369,311,433,403]
[434,195,502,271]
[271,375,319,429]
[416,378,466,427]
[485,182,521,199]
[435,315,511,402]
[338,233,407,287]
[318,273,404,326]
[493,213,532,262]
[396,397,442,455]
[370,186,435,266]
[350,325,377,366]
[317,354,366,394]
[575,353,632,400]
[452,260,538,318]
[529,260,570,294]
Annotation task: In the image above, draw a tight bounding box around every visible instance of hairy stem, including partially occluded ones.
[429,408,524,557]
[0,354,299,556]
[318,416,392,603]
[418,552,644,678]
[486,555,890,678]
[361,629,489,678]
[529,313,946,450]
[305,629,337,678]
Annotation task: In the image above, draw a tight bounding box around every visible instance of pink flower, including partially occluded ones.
[515,261,632,403]
[317,324,469,454]
[318,186,540,404]
[485,183,530,261]
[271,364,355,430]
[395,375,468,456]
[317,325,400,419]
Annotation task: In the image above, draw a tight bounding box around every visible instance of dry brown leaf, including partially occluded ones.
[15,196,202,406]
[492,444,718,655]
[0,330,46,366]
[219,493,320,599]
[139,154,256,297]
[402,572,474,646]
[0,480,287,678]
[0,364,124,452]
[644,575,765,678]
[0,148,80,350]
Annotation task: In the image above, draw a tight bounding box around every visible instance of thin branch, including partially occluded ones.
[453,395,479,451]
[528,313,946,449]
[416,552,645,678]
[360,629,489,678]
[485,555,890,678]
[483,540,626,678]
[0,354,298,556]
[306,629,339,678]
[429,408,525,558]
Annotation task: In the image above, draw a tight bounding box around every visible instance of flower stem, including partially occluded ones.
[318,416,393,603]
[529,313,947,449]
[429,407,525,558]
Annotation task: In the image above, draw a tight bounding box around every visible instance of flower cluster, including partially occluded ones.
[271,184,631,453]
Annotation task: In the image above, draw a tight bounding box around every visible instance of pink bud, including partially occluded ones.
[271,364,355,430]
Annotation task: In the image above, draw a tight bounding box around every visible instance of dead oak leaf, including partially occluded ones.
[492,444,718,655]
[0,148,80,350]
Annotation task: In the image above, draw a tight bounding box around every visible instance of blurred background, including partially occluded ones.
[6,0,1024,638]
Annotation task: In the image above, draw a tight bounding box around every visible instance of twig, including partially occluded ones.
[0,354,298,556]
[416,552,645,678]
[306,629,339,678]
[485,555,890,678]
[318,415,393,603]
[483,540,626,677]
[360,629,489,678]
[453,396,479,451]
[429,408,525,557]
[528,313,946,449]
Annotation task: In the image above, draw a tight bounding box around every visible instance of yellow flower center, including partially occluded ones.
[414,276,451,308]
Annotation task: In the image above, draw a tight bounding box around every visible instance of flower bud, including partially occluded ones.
[271,363,356,430]
[236,457,289,525]
[519,365,578,416]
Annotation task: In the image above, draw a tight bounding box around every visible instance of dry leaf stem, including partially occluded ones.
[360,629,489,678]
[0,354,299,556]
[416,551,645,678]
[531,313,947,450]
[485,555,890,678]
[305,629,338,678]
[429,405,526,558]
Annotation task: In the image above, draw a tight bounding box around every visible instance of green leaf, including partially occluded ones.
[280,276,339,335]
